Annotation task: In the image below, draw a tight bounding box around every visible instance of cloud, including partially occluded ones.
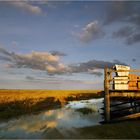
[26,76,35,80]
[112,26,133,38]
[0,56,12,62]
[3,64,15,68]
[104,1,138,25]
[126,33,140,45]
[46,1,71,8]
[0,47,11,56]
[104,1,140,45]
[0,47,126,77]
[125,13,140,27]
[7,1,43,15]
[69,59,126,76]
[76,21,105,43]
[0,47,69,75]
[112,26,140,45]
[50,51,67,56]
[87,69,103,77]
[132,58,136,62]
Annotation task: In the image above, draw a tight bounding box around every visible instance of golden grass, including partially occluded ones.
[0,89,102,120]
[0,89,101,104]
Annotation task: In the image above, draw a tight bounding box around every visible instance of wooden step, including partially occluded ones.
[112,112,140,121]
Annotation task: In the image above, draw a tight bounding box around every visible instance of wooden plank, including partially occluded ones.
[112,69,140,73]
[110,90,140,92]
[110,101,134,107]
[111,104,140,113]
[112,112,140,121]
[110,99,140,107]
[110,92,140,97]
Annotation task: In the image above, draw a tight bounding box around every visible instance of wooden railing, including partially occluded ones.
[104,67,140,122]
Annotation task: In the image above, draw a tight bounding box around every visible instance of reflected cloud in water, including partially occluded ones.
[0,98,103,139]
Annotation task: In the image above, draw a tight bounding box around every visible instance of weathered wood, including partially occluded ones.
[104,67,110,122]
[112,112,140,121]
[110,92,140,97]
[111,104,140,113]
[103,67,140,122]
[110,100,135,107]
[112,69,140,73]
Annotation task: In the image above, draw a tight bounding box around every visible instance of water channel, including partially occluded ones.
[0,98,104,139]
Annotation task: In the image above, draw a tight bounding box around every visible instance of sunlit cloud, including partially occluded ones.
[6,1,43,15]
[0,47,68,75]
[0,47,127,76]
[75,21,105,43]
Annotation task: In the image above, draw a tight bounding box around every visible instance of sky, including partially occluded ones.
[0,1,140,89]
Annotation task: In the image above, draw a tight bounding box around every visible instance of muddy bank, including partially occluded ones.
[41,120,140,139]
[74,120,140,139]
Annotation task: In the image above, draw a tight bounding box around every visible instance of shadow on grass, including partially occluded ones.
[65,91,104,102]
[0,97,61,121]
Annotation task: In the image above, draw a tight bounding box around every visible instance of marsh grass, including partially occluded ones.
[0,97,62,120]
[0,89,102,120]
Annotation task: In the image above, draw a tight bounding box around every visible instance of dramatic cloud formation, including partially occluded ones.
[105,1,137,24]
[76,21,105,43]
[0,47,126,76]
[69,59,126,76]
[0,47,68,75]
[105,1,140,44]
[112,26,140,45]
[7,1,42,14]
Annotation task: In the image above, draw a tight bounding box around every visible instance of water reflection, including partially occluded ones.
[0,98,103,139]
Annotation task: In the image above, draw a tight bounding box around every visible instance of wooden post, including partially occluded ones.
[104,67,110,122]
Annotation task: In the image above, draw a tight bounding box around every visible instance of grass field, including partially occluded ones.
[0,89,102,102]
[0,89,102,120]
